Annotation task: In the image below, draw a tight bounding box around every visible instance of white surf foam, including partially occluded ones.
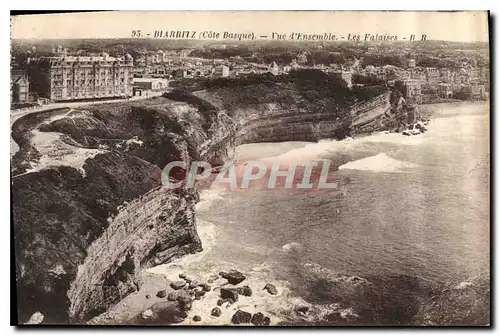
[338,153,418,173]
[145,185,306,325]
[282,242,303,253]
[239,131,427,167]
[195,188,226,212]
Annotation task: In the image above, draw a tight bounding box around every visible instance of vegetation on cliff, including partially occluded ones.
[38,98,202,171]
[13,152,163,322]
[197,70,386,112]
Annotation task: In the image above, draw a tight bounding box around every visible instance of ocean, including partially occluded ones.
[148,101,490,325]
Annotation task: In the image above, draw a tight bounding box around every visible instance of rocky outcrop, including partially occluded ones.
[128,301,187,325]
[13,151,173,323]
[12,72,405,324]
[67,186,201,321]
[263,284,278,295]
[231,310,252,324]
[219,270,246,285]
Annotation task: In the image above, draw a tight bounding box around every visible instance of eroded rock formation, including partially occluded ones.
[12,73,404,323]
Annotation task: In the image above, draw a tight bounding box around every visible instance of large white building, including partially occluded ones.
[132,77,169,91]
[27,52,134,101]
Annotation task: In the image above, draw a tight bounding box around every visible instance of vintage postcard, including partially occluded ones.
[10,11,490,326]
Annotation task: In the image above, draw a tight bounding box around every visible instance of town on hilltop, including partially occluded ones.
[10,39,489,110]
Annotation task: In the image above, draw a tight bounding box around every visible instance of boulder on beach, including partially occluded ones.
[181,301,192,311]
[217,299,224,306]
[211,307,222,317]
[194,290,205,300]
[167,290,193,308]
[133,301,187,325]
[156,290,167,298]
[231,310,252,324]
[178,273,187,279]
[176,290,193,305]
[251,312,271,326]
[170,280,186,290]
[220,288,239,302]
[238,285,253,297]
[263,283,278,295]
[193,315,202,322]
[145,294,151,299]
[152,301,187,324]
[402,131,411,136]
[220,270,246,285]
[167,291,179,301]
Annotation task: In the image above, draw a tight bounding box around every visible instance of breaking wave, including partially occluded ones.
[338,153,418,173]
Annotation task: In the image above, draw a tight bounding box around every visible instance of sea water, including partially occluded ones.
[149,101,490,325]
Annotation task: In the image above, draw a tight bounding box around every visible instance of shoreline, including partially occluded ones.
[91,189,296,326]
[92,112,437,326]
[13,90,486,324]
[95,101,491,326]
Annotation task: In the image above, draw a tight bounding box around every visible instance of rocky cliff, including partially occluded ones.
[12,71,408,324]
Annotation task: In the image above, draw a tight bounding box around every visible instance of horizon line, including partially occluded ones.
[11,37,490,44]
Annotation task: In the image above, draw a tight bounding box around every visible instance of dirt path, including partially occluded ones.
[10,92,164,157]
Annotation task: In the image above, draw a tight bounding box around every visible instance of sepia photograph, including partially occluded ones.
[10,10,490,326]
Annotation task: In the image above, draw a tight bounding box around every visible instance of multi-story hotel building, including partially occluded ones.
[402,78,423,104]
[26,52,134,102]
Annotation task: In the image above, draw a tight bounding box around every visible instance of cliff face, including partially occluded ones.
[12,97,230,323]
[13,152,173,323]
[67,187,200,321]
[12,74,401,323]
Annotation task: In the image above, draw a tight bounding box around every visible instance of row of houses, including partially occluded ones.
[359,58,489,103]
[11,46,489,105]
[362,64,488,86]
[401,78,487,103]
[136,49,194,66]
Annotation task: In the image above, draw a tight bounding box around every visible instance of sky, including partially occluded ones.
[11,11,489,43]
